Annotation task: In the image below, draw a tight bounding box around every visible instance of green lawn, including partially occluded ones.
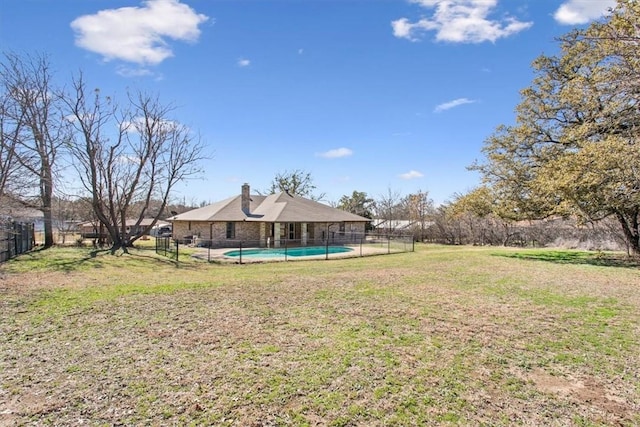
[1,244,638,426]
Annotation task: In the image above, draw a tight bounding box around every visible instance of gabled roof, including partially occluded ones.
[170,191,370,223]
[169,195,267,222]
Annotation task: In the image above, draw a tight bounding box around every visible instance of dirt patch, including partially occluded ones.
[528,368,633,422]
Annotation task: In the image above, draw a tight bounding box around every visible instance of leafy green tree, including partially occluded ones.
[472,0,640,255]
[337,190,375,230]
[337,190,375,217]
[262,169,325,201]
[449,187,494,218]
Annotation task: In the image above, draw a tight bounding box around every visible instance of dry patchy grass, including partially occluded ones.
[1,245,639,426]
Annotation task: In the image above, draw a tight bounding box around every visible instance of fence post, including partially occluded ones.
[175,239,179,262]
[12,222,18,258]
[239,241,243,265]
[30,223,34,249]
[325,235,329,260]
[20,223,27,253]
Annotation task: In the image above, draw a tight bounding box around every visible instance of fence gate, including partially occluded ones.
[0,222,35,263]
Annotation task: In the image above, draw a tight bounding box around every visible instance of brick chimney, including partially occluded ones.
[241,183,250,214]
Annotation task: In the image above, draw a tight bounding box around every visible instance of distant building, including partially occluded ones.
[78,218,169,239]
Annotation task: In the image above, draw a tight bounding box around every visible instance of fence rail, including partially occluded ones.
[183,233,414,263]
[155,236,178,260]
[0,222,35,263]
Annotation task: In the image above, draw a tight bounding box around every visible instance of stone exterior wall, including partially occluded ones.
[172,221,208,242]
[237,222,261,241]
[172,220,261,245]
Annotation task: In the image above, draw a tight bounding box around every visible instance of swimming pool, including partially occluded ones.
[223,246,354,258]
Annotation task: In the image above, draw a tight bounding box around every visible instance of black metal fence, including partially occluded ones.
[0,222,35,263]
[183,233,414,263]
[155,236,178,260]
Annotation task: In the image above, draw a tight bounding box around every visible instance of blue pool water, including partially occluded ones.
[224,246,353,258]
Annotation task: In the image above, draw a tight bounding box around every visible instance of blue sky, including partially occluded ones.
[1,0,616,206]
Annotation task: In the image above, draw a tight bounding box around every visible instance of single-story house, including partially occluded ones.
[169,183,371,248]
[78,218,169,238]
[0,205,45,231]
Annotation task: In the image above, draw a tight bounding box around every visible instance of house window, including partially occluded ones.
[288,223,295,240]
[226,222,235,239]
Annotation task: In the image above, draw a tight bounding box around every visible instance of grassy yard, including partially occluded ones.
[1,244,639,426]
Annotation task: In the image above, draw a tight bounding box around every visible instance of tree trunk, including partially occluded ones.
[615,211,640,256]
[42,205,54,248]
[109,236,130,255]
[41,166,54,248]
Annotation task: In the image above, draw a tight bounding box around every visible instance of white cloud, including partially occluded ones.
[116,66,155,78]
[71,0,209,66]
[434,97,476,112]
[553,0,615,25]
[391,18,423,41]
[298,48,304,55]
[237,58,251,67]
[399,170,424,180]
[392,0,532,43]
[316,147,354,159]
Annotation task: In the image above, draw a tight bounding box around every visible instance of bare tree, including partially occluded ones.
[65,75,207,253]
[404,190,434,242]
[375,188,402,236]
[0,52,69,247]
[0,94,26,201]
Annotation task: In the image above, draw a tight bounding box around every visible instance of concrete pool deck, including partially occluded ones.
[190,244,398,263]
